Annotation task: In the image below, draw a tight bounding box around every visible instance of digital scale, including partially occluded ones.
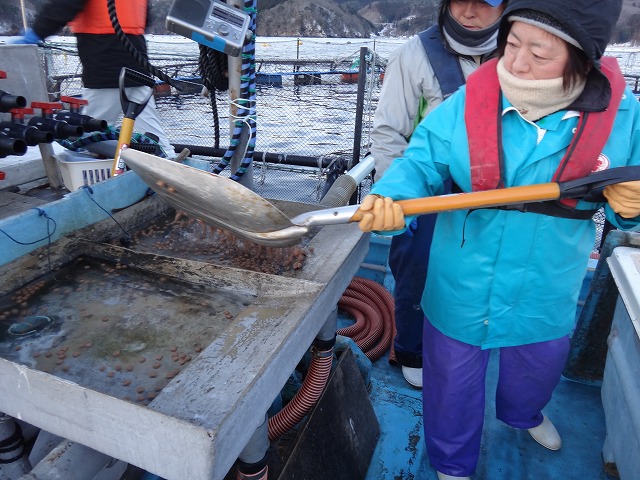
[166,0,251,57]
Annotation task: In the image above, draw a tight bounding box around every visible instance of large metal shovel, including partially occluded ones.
[121,149,640,247]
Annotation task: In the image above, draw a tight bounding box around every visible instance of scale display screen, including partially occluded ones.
[166,0,250,57]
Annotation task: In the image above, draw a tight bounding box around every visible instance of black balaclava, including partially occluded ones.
[438,0,507,56]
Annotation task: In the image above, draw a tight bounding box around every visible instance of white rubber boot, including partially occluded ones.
[437,472,471,480]
[527,415,562,450]
[401,366,423,388]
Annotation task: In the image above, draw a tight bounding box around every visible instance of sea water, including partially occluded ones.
[0,35,404,162]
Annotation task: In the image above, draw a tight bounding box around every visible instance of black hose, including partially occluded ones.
[212,0,257,180]
[106,0,183,91]
[198,44,229,149]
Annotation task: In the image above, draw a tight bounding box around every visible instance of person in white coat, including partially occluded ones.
[369,0,507,388]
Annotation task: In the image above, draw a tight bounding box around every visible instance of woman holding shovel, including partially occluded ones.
[357,0,640,479]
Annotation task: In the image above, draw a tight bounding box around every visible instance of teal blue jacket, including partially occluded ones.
[371,85,640,349]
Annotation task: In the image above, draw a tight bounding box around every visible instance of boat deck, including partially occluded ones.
[366,342,611,479]
[0,192,620,480]
[0,156,620,480]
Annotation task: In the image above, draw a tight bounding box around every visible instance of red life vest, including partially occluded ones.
[464,56,626,217]
[69,0,147,35]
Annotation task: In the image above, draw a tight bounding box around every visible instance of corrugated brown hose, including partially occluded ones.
[267,277,394,441]
[338,276,394,361]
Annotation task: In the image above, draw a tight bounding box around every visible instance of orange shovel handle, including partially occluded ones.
[349,183,561,221]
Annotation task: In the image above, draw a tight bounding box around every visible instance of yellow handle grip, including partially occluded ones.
[112,118,135,176]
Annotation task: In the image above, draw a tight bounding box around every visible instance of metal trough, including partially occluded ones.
[0,193,368,480]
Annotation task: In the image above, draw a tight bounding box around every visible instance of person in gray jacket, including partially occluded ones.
[370,0,507,388]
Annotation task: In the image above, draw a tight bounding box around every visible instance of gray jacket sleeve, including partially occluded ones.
[369,35,477,180]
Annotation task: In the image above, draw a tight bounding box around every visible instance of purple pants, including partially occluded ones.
[422,319,570,477]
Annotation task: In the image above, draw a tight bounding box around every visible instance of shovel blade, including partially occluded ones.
[121,149,309,246]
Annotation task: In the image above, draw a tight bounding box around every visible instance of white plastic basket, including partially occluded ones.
[57,152,112,191]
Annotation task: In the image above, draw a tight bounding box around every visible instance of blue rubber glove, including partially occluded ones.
[7,28,43,45]
[404,218,418,237]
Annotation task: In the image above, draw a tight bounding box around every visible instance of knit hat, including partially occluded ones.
[508,10,581,50]
[497,0,623,63]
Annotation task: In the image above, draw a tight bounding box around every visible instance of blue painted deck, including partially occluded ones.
[354,235,614,480]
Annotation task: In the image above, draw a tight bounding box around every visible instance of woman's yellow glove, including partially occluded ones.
[603,181,640,218]
[357,194,405,232]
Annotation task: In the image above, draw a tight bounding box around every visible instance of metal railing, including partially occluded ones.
[38,43,382,204]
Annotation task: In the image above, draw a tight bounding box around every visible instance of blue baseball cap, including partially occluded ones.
[484,0,504,6]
